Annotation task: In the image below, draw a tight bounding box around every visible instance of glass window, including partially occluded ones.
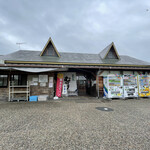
[11,75,27,85]
[0,75,8,87]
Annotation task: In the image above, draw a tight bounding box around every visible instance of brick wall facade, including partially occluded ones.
[30,83,54,98]
[29,73,55,99]
[0,87,9,101]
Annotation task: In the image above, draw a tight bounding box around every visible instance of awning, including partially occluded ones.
[0,67,68,73]
[0,67,11,70]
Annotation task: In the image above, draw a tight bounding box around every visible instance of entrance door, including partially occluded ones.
[77,75,87,96]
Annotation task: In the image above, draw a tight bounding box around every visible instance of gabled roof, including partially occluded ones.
[99,42,120,59]
[1,41,150,67]
[3,50,150,67]
[40,38,60,57]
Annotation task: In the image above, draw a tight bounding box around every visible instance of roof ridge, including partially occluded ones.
[16,50,41,52]
[60,52,98,55]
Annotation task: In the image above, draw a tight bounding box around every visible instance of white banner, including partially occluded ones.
[63,72,77,92]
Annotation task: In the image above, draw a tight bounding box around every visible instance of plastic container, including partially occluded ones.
[29,96,38,102]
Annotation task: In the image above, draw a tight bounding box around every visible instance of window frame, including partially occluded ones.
[10,74,27,86]
[0,75,8,88]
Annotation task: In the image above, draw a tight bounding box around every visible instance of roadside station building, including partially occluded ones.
[0,38,150,101]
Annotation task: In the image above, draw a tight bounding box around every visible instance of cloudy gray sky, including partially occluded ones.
[0,0,150,62]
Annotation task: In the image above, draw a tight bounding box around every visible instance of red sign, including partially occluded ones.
[56,73,63,97]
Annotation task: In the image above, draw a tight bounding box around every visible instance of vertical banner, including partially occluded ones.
[63,72,77,92]
[62,84,68,95]
[56,73,63,97]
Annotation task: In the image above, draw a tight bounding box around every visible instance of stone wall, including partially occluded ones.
[0,87,9,101]
[30,83,54,98]
[28,73,54,99]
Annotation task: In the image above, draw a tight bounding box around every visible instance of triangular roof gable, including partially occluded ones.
[40,38,60,57]
[99,42,120,59]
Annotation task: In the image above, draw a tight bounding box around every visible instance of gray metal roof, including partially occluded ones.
[2,49,150,66]
[3,50,102,64]
[99,43,113,59]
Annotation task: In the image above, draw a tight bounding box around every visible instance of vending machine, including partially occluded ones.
[103,75,123,99]
[138,75,150,97]
[123,75,138,98]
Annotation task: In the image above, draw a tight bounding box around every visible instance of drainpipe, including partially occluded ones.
[97,69,101,99]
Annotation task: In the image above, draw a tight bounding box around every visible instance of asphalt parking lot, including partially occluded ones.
[0,98,150,150]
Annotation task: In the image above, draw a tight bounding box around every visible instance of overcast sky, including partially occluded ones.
[0,0,150,62]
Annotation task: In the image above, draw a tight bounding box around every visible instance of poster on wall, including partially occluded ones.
[40,82,46,87]
[56,73,63,97]
[49,77,53,82]
[63,72,77,95]
[49,83,53,88]
[33,78,38,82]
[39,75,48,82]
[33,82,38,86]
[28,75,39,86]
[49,77,53,88]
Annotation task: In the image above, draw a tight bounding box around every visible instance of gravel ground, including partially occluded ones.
[0,98,150,150]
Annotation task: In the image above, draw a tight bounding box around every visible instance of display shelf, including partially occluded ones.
[10,91,29,94]
[9,86,28,88]
[9,81,30,102]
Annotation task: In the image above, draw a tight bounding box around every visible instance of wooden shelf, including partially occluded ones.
[10,91,29,94]
[9,85,28,88]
